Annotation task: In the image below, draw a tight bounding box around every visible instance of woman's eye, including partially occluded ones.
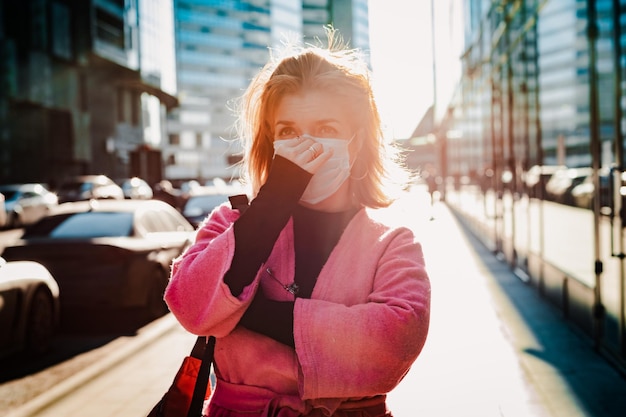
[318,126,338,137]
[277,127,298,139]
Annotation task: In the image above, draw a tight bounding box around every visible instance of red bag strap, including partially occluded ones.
[187,336,215,417]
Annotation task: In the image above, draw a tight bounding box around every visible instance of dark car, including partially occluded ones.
[1,200,195,322]
[0,183,59,228]
[0,256,60,358]
[56,175,125,204]
[182,190,231,228]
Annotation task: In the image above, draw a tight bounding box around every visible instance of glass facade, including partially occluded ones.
[431,0,626,368]
[303,0,369,53]
[168,0,274,180]
[0,0,177,184]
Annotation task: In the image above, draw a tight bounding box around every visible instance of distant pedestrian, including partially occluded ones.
[164,27,431,417]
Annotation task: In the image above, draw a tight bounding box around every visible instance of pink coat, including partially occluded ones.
[164,203,431,416]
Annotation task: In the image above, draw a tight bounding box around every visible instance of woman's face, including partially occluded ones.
[273,89,354,142]
[273,89,358,211]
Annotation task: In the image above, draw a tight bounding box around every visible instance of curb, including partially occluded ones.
[6,314,180,417]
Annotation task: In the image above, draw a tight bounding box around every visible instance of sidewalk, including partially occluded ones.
[7,197,626,417]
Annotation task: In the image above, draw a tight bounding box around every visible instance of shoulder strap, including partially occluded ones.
[229,194,249,214]
[187,336,216,417]
[185,194,247,416]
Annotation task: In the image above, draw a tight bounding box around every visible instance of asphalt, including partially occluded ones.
[5,195,626,417]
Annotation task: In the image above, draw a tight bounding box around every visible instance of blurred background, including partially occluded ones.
[2,0,626,377]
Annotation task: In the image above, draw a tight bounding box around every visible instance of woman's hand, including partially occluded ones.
[273,136,333,174]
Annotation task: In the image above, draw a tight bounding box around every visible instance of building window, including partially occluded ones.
[131,91,140,126]
[169,133,180,146]
[79,73,88,112]
[95,8,125,49]
[51,2,73,60]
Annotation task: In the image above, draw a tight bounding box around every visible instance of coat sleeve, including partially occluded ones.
[164,204,260,337]
[294,226,431,400]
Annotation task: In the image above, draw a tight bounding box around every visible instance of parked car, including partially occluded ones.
[153,180,185,210]
[544,167,593,205]
[115,177,154,200]
[571,169,611,210]
[56,175,124,203]
[524,165,565,198]
[182,189,231,228]
[0,256,60,358]
[1,200,195,322]
[0,183,59,229]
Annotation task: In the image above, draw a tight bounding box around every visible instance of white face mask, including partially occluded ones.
[299,134,353,205]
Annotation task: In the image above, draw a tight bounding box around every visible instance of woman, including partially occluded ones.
[164,30,431,417]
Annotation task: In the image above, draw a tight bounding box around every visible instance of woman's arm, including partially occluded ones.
[164,156,309,336]
[294,227,431,399]
[224,156,310,296]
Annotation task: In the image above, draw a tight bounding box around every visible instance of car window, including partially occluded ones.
[0,190,17,200]
[23,214,74,237]
[49,212,134,238]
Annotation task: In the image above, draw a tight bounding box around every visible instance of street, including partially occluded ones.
[0,226,163,413]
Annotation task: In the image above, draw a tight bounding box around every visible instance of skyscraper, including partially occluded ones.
[0,0,177,184]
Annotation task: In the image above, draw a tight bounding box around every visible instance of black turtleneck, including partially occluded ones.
[224,156,358,347]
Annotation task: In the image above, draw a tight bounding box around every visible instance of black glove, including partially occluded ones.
[240,288,295,348]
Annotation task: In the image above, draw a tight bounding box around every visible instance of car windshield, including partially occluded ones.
[0,190,18,200]
[59,182,92,192]
[24,212,134,238]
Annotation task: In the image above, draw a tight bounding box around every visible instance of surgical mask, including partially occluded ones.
[299,134,354,205]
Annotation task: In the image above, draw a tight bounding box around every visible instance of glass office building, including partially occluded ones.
[168,0,277,180]
[431,0,626,368]
[303,0,369,52]
[0,0,177,184]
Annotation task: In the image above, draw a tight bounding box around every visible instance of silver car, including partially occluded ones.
[0,256,60,358]
[115,177,154,200]
[56,175,125,203]
[0,183,59,229]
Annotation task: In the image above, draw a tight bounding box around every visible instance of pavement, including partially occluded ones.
[5,195,626,417]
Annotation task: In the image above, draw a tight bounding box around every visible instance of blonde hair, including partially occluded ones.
[236,28,410,208]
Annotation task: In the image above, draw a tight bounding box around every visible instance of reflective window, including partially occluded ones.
[50,213,134,238]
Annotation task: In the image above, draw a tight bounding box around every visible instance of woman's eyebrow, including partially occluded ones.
[274,118,341,127]
[314,118,340,125]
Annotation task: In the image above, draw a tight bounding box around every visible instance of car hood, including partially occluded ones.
[5,234,193,252]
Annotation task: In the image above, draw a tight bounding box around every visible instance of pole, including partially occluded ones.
[587,0,605,350]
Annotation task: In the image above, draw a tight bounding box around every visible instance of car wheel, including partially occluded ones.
[26,288,56,356]
[8,211,22,229]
